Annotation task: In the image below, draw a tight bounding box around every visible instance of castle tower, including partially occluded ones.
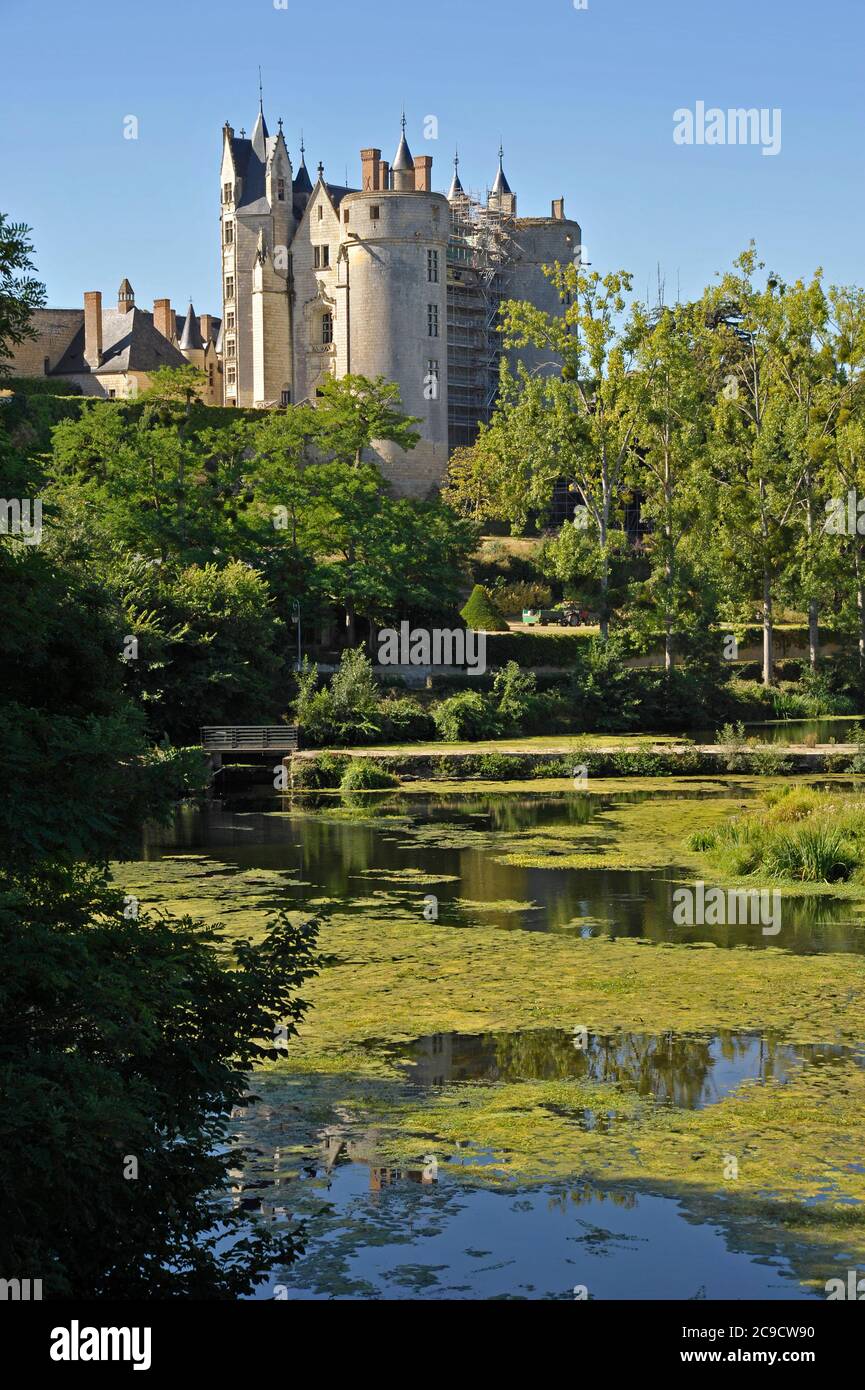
[178,302,205,366]
[488,147,516,216]
[337,139,449,496]
[219,97,293,405]
[252,228,292,406]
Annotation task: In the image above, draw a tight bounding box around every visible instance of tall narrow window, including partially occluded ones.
[427,249,439,283]
[370,205,380,221]
[226,366,236,392]
[223,182,233,203]
[314,245,330,269]
[280,387,291,406]
[225,276,235,300]
[224,221,234,246]
[226,310,235,331]
[427,303,439,337]
[322,313,333,345]
[226,338,236,359]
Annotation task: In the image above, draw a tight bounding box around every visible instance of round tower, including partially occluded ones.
[338,187,449,497]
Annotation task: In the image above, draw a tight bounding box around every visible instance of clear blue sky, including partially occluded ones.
[1,0,862,314]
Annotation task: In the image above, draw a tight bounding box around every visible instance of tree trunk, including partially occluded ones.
[808,598,819,673]
[762,565,774,688]
[806,483,818,671]
[856,545,865,673]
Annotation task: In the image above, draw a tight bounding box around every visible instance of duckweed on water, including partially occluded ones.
[117,778,865,1291]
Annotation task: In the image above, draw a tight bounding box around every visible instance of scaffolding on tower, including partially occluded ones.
[446,187,524,451]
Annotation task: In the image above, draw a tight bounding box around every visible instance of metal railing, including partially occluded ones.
[201,726,299,752]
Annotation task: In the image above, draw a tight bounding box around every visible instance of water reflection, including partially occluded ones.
[375,1027,864,1109]
[142,792,865,955]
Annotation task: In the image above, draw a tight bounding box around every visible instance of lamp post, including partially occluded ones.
[291,599,302,672]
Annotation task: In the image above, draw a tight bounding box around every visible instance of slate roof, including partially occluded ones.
[491,151,512,195]
[179,303,204,351]
[51,306,188,377]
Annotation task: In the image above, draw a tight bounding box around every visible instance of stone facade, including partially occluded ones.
[220,107,582,498]
[5,281,222,403]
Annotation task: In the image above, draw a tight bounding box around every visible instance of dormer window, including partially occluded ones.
[321,313,333,345]
[317,205,323,221]
[314,245,330,270]
[277,177,285,202]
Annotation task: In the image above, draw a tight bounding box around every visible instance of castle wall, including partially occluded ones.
[3,310,83,376]
[505,218,582,379]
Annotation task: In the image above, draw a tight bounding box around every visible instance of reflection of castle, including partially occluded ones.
[321,1127,438,1192]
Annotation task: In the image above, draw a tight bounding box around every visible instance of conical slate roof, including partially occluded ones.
[491,147,512,195]
[448,152,465,200]
[392,114,414,172]
[294,152,313,194]
[251,105,269,163]
[179,302,204,351]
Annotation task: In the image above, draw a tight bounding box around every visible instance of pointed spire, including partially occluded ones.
[179,301,204,350]
[251,76,269,160]
[448,149,465,200]
[294,131,312,194]
[491,143,512,195]
[392,110,413,172]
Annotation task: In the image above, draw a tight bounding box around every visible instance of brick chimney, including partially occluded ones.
[413,155,432,192]
[199,313,214,345]
[378,159,390,190]
[551,197,565,220]
[84,291,103,369]
[153,298,174,342]
[361,147,381,191]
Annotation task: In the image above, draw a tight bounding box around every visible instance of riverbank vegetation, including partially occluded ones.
[690,784,865,884]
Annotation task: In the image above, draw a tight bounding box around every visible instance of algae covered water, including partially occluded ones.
[124,780,865,1299]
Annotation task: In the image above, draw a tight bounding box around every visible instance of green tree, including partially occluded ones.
[0,214,46,373]
[313,372,421,466]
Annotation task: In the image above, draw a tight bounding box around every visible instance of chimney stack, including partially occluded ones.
[378,159,390,190]
[84,291,103,369]
[361,147,381,191]
[413,155,432,192]
[199,313,214,345]
[551,197,565,220]
[153,298,174,342]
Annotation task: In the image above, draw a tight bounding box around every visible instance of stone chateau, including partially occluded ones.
[6,101,581,497]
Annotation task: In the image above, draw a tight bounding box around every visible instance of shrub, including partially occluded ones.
[716,721,749,772]
[611,749,664,776]
[746,742,793,776]
[460,584,509,633]
[432,690,500,742]
[339,759,399,791]
[377,695,436,743]
[475,752,533,779]
[492,580,553,614]
[291,753,347,789]
[492,660,538,730]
